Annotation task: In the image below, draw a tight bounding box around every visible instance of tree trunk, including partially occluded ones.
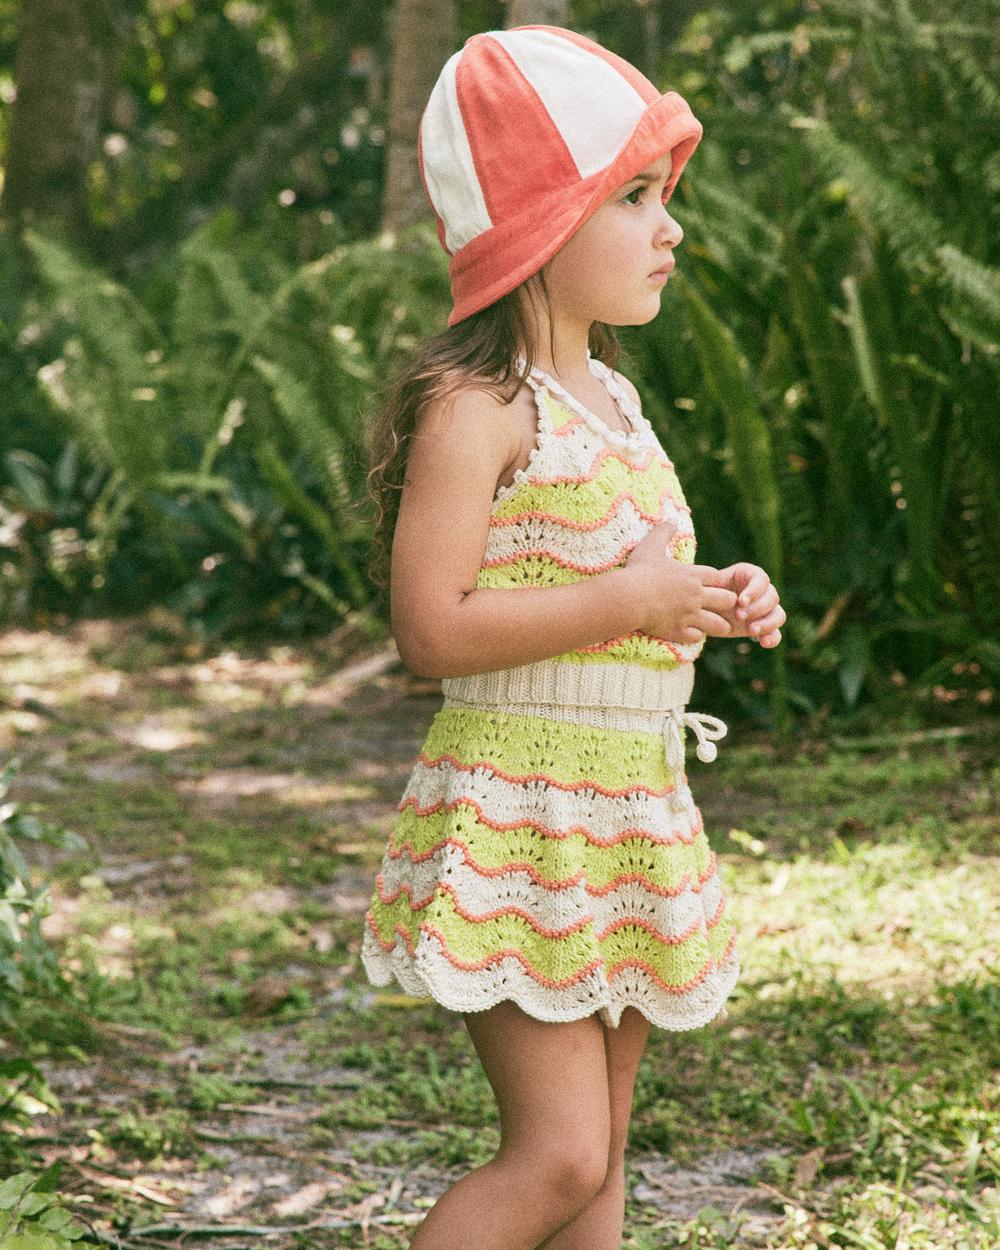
[636,0,661,77]
[506,0,569,25]
[381,0,456,234]
[3,0,122,237]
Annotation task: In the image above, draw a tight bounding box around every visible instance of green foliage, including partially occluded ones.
[0,758,88,1033]
[8,215,449,640]
[623,0,999,721]
[0,755,95,1175]
[671,272,791,734]
[0,1169,99,1249]
[0,761,104,1234]
[103,1107,196,1161]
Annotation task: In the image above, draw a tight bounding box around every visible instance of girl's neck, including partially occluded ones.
[524,333,593,387]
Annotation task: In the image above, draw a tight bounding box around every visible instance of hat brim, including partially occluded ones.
[446,91,702,327]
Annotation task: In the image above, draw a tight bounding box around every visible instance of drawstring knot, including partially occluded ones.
[663,709,728,773]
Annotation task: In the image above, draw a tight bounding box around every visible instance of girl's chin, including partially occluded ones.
[605,298,660,327]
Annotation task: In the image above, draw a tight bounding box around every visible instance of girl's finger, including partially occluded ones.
[697,609,735,637]
[704,586,739,614]
[758,628,782,648]
[748,607,786,637]
[740,585,775,625]
[742,586,780,624]
[736,569,771,618]
[745,612,785,640]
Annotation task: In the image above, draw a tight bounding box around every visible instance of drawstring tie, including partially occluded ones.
[663,708,728,774]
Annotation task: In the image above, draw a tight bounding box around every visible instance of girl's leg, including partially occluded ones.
[408,999,612,1250]
[535,1005,652,1250]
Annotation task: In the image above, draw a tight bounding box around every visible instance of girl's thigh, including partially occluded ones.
[462,1000,612,1163]
[602,1006,651,1155]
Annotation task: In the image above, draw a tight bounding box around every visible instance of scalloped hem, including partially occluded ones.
[360,928,739,1033]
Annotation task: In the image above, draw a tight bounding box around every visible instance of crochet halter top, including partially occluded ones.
[441,351,728,770]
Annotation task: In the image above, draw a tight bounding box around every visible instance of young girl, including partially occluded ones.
[361,25,786,1250]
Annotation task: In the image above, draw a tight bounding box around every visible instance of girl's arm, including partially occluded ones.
[389,384,729,679]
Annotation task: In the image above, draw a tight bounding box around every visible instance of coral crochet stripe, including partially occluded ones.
[361,354,739,1031]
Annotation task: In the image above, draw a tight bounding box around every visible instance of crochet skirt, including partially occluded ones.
[361,697,740,1032]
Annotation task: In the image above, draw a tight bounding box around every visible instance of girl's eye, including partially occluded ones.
[624,187,645,205]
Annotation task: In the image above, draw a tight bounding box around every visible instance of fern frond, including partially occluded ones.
[934,244,1000,352]
[252,437,369,609]
[935,32,1000,122]
[673,274,784,581]
[684,175,784,284]
[250,353,357,536]
[24,231,169,483]
[799,119,939,273]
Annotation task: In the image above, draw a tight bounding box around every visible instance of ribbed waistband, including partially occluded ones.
[441,658,696,713]
[440,660,727,771]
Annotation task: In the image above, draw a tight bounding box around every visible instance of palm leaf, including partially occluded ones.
[673,272,790,734]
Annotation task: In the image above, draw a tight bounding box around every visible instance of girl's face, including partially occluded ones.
[538,151,682,328]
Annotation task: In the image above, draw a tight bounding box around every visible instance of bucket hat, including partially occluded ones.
[417,25,703,326]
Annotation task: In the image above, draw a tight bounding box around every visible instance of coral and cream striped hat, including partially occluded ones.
[417,25,703,326]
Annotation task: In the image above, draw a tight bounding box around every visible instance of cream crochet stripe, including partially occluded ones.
[399,758,704,844]
[375,847,727,940]
[364,932,740,1032]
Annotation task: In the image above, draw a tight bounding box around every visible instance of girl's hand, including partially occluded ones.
[717,562,786,648]
[624,521,738,644]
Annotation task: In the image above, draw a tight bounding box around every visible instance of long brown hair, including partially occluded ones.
[365,268,622,597]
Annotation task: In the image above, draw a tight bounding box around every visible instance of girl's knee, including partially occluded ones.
[519,1140,609,1215]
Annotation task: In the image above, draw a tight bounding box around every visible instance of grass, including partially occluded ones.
[0,617,996,1247]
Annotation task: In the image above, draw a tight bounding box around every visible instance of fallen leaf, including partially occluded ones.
[271,1178,345,1216]
[794,1146,825,1188]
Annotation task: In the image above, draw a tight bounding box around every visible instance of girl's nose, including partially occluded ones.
[656,203,683,247]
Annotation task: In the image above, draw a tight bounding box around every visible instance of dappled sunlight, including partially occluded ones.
[115,718,208,752]
[188,675,269,710]
[729,842,998,995]
[40,884,177,982]
[0,627,93,683]
[186,647,316,688]
[0,707,48,740]
[76,670,125,700]
[175,771,376,803]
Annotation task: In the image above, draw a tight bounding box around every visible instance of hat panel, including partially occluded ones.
[447,180,599,325]
[455,36,579,223]
[415,120,452,256]
[521,25,662,107]
[419,49,494,254]
[491,28,651,179]
[613,92,703,206]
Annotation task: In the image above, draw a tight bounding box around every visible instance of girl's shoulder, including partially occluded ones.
[414,365,537,450]
[411,368,531,475]
[417,364,523,418]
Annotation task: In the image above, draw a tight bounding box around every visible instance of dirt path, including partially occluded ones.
[3,615,995,1248]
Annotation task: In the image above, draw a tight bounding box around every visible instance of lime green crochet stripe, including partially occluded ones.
[392,804,713,890]
[420,708,675,791]
[540,390,578,432]
[475,537,697,591]
[491,457,685,524]
[367,889,736,986]
[551,639,685,667]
